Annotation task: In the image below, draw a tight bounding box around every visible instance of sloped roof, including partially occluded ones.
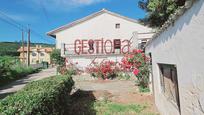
[17,47,53,52]
[47,9,141,38]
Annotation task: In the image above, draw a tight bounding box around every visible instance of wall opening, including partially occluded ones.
[158,64,180,112]
[115,23,120,29]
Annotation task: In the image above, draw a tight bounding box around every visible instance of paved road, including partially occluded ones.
[0,67,57,99]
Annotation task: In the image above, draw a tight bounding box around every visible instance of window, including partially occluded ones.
[159,64,180,110]
[115,23,120,29]
[138,39,147,50]
[40,52,45,56]
[40,59,44,63]
[32,52,37,57]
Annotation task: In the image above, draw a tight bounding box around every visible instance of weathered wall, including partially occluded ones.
[146,1,204,115]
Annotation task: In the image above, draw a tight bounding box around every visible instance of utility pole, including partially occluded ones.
[27,28,31,66]
[22,29,25,63]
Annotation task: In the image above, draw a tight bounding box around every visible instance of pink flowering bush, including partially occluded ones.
[86,60,120,79]
[121,49,150,88]
[86,49,150,89]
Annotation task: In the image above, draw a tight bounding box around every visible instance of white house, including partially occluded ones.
[145,0,204,115]
[47,9,153,69]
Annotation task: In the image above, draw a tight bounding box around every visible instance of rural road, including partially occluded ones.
[0,67,57,99]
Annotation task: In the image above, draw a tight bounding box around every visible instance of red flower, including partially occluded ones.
[133,68,140,76]
[137,49,143,53]
[132,49,143,54]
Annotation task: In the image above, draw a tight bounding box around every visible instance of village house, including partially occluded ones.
[47,9,154,69]
[18,45,53,64]
[145,0,204,115]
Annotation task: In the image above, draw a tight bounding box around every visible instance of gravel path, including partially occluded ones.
[0,67,56,99]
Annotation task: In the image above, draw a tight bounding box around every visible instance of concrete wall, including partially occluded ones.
[146,1,204,115]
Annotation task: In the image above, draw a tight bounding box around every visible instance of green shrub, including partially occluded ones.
[0,75,74,115]
[0,56,40,87]
[116,72,131,80]
[0,56,15,77]
[139,85,150,93]
[64,68,77,76]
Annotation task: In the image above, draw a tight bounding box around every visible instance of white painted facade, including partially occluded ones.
[146,1,204,115]
[48,9,153,69]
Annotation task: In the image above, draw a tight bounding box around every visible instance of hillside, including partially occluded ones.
[0,42,55,56]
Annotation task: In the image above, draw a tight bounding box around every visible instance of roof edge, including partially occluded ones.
[47,8,143,38]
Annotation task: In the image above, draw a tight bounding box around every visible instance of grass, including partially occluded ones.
[139,86,150,93]
[94,101,146,115]
[68,90,159,115]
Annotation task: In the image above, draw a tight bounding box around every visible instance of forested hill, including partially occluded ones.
[0,42,55,56]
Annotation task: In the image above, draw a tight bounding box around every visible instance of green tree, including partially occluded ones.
[50,49,65,66]
[138,0,181,27]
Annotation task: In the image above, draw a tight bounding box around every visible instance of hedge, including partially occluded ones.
[0,56,40,87]
[0,75,74,115]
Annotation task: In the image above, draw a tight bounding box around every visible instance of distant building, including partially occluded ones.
[17,45,53,64]
[47,9,154,69]
[146,0,204,115]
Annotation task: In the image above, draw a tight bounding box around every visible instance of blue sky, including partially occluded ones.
[0,0,146,44]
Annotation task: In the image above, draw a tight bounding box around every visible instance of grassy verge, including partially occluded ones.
[0,66,41,87]
[0,56,41,87]
[0,75,74,115]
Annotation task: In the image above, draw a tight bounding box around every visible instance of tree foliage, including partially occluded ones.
[50,49,65,65]
[138,0,179,27]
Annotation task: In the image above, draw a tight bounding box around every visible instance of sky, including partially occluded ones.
[0,0,146,44]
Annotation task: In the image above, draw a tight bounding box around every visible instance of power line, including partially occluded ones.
[30,29,54,43]
[0,10,54,44]
[39,1,50,26]
[0,15,22,31]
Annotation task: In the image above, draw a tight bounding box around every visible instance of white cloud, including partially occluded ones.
[71,0,107,5]
[29,0,108,12]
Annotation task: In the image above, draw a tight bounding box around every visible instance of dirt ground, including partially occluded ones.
[68,73,159,115]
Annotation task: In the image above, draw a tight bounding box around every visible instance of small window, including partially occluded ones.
[115,23,120,29]
[138,39,147,50]
[32,52,37,57]
[159,64,180,110]
[40,52,45,56]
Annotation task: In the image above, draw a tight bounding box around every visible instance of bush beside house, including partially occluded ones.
[86,49,150,91]
[0,75,74,115]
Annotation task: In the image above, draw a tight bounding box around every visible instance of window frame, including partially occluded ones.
[158,63,181,111]
[40,52,45,57]
[32,52,37,57]
[115,23,120,29]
